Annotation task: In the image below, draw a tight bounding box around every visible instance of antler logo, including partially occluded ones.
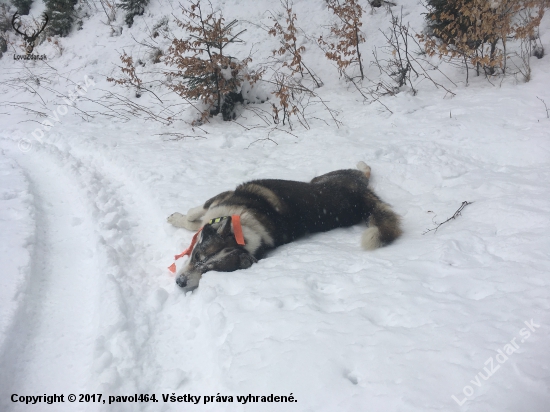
[12,12,49,55]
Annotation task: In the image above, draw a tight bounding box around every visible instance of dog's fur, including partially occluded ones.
[168,162,401,291]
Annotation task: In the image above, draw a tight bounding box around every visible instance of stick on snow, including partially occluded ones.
[422,201,473,235]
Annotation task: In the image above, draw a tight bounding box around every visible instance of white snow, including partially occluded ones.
[0,0,549,411]
[0,151,35,345]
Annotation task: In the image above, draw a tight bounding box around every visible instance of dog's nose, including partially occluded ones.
[176,276,187,288]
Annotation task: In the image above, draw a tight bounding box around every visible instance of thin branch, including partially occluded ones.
[247,137,279,148]
[422,201,473,235]
[155,132,206,141]
[537,96,549,118]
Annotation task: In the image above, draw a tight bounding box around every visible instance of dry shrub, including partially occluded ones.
[419,0,546,81]
[268,0,321,87]
[107,52,143,96]
[318,0,365,80]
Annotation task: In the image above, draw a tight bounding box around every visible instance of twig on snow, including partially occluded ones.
[155,131,207,141]
[537,96,549,118]
[422,201,473,235]
[247,137,278,148]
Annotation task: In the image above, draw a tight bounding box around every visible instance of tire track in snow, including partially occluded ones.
[0,152,35,347]
[34,139,237,409]
[11,139,194,408]
[0,136,178,412]
[0,149,100,412]
[29,143,156,396]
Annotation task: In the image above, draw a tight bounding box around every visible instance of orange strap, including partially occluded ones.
[232,214,245,245]
[168,215,245,273]
[176,229,203,259]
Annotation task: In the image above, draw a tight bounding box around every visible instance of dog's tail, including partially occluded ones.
[361,202,402,250]
[357,162,402,250]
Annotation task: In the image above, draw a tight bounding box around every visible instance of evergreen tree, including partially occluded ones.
[44,0,76,37]
[165,0,259,122]
[118,0,149,28]
[0,3,10,32]
[0,37,6,58]
[424,0,481,49]
[11,0,34,15]
[0,3,8,58]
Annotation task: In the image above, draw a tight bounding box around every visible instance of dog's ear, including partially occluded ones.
[216,217,233,238]
[200,223,215,237]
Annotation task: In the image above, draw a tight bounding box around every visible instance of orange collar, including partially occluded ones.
[168,215,245,273]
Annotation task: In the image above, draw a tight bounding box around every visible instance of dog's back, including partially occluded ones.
[233,164,401,250]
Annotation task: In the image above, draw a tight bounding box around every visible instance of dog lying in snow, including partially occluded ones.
[167,162,402,292]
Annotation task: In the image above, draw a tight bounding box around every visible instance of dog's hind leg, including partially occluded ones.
[356,161,371,179]
[203,190,234,209]
[311,163,371,186]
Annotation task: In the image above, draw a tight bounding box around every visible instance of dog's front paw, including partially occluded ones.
[167,212,186,227]
[167,212,203,231]
[239,252,257,269]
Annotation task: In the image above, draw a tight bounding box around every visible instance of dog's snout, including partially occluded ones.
[176,275,187,288]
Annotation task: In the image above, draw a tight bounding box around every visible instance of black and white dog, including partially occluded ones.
[168,162,402,291]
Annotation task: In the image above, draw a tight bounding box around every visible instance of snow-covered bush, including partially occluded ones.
[11,0,33,15]
[164,0,261,122]
[0,36,6,59]
[0,3,12,59]
[419,0,546,79]
[45,0,76,37]
[118,0,148,28]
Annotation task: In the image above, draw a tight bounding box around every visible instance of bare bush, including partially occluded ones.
[268,0,321,88]
[98,0,117,24]
[263,71,340,130]
[366,8,455,109]
[108,52,146,98]
[318,0,365,80]
[508,7,546,82]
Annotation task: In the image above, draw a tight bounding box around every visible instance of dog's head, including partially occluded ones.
[176,217,257,292]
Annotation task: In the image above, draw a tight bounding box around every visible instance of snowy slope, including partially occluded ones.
[1,1,549,411]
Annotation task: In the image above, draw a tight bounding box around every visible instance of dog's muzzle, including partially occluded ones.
[175,275,188,288]
[175,266,202,292]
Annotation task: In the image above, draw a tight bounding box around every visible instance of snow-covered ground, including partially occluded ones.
[1,1,549,411]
